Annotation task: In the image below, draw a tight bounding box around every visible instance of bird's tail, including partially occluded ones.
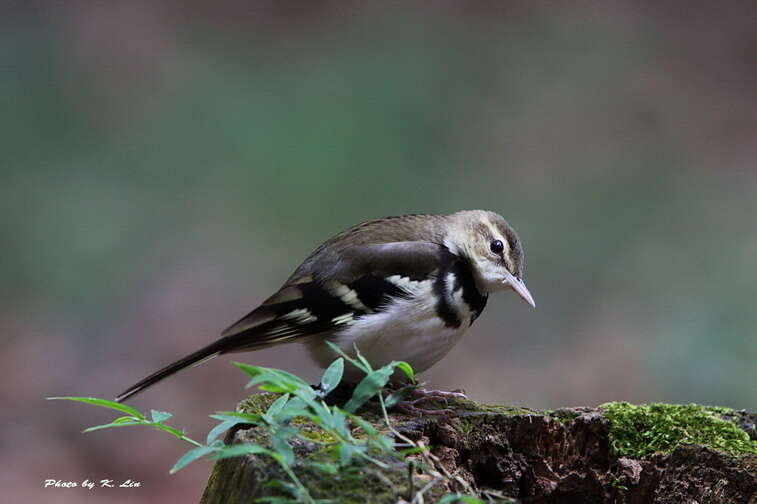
[115,339,230,403]
[115,302,312,402]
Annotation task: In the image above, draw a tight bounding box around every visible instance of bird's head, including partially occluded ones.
[443,210,535,307]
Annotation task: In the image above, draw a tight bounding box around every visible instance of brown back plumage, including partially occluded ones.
[285,213,448,285]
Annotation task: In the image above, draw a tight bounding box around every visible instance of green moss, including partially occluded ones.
[548,408,581,425]
[237,393,277,415]
[600,402,757,458]
[296,424,337,444]
[477,403,537,416]
[230,394,419,502]
[236,435,444,503]
[239,394,341,445]
[409,396,535,417]
[458,418,476,435]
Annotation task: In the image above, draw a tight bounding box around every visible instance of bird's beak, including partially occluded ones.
[502,271,536,308]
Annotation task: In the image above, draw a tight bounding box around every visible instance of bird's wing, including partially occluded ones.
[220,241,454,347]
[114,241,452,402]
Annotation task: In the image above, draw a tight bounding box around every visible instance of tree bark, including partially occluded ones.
[200,396,756,503]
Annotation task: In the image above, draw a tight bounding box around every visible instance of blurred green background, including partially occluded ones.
[3,2,756,502]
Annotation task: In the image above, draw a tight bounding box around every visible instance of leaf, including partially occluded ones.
[111,415,140,424]
[344,367,393,413]
[234,362,265,378]
[254,380,297,395]
[264,394,290,422]
[384,385,415,409]
[151,422,190,441]
[47,397,145,420]
[239,365,318,404]
[353,345,373,373]
[325,341,369,374]
[338,442,355,466]
[270,369,312,389]
[397,446,427,457]
[285,397,306,410]
[170,443,220,473]
[306,461,339,475]
[328,407,348,437]
[235,364,297,393]
[255,381,297,394]
[151,410,172,423]
[277,397,313,421]
[81,415,143,432]
[372,434,395,452]
[319,358,344,395]
[264,479,299,498]
[348,414,379,437]
[210,412,262,424]
[215,443,276,461]
[306,400,331,422]
[82,420,143,433]
[393,361,415,383]
[271,432,295,466]
[206,419,240,445]
[235,363,311,389]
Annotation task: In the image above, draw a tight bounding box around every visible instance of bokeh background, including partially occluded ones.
[4,1,756,502]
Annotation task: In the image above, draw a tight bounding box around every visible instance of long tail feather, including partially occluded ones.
[115,287,340,402]
[115,339,230,403]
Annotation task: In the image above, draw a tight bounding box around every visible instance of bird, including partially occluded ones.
[115,210,535,403]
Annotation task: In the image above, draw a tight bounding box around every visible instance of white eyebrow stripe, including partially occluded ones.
[486,220,510,254]
[487,219,515,271]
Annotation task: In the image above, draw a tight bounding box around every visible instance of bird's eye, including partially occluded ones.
[490,239,504,254]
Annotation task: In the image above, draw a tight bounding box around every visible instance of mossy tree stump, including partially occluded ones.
[201,395,756,503]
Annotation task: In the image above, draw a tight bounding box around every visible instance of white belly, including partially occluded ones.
[308,280,472,382]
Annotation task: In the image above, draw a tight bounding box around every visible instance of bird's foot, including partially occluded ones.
[411,388,468,401]
[394,399,453,416]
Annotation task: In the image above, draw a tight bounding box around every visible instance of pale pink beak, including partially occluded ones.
[502,270,536,308]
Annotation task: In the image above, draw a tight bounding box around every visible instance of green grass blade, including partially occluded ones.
[215,443,276,460]
[325,341,369,374]
[48,396,145,420]
[170,444,218,473]
[82,420,144,433]
[344,367,393,413]
[206,419,240,445]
